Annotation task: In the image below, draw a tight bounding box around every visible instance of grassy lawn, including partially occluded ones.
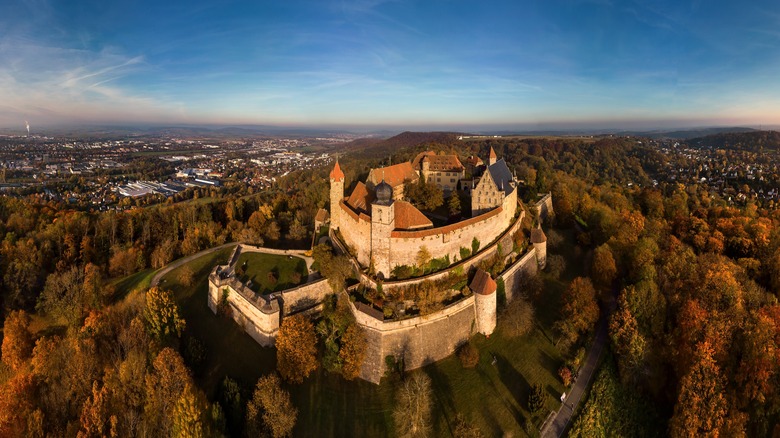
[234,252,307,294]
[110,268,155,299]
[152,227,583,437]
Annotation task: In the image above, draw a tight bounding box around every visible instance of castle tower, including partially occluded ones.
[531,226,547,270]
[329,160,345,231]
[488,146,497,166]
[371,180,395,279]
[470,268,497,336]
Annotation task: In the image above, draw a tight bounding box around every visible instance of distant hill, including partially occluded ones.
[687,130,780,151]
[610,127,757,140]
[343,131,465,157]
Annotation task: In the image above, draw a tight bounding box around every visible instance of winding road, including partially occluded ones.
[540,318,608,437]
[150,242,237,287]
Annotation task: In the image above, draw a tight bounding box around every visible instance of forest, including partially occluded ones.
[1,132,779,436]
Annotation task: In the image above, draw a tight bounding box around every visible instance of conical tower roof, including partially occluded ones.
[330,160,345,181]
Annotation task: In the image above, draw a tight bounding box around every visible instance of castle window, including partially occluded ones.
[450,178,455,183]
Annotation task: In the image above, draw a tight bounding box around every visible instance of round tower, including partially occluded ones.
[371,180,395,279]
[470,268,497,336]
[329,160,345,231]
[531,226,547,270]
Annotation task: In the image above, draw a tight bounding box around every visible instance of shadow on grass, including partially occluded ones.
[427,361,456,437]
[494,354,530,425]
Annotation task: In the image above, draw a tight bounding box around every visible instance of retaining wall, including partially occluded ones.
[351,296,478,384]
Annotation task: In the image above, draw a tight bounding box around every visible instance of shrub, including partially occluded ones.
[558,366,573,386]
[528,383,546,414]
[471,237,480,255]
[460,247,471,260]
[457,342,480,369]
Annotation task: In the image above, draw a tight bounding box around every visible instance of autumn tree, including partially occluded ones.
[669,341,727,438]
[591,244,617,289]
[0,372,37,436]
[1,310,33,371]
[498,296,535,338]
[339,323,367,380]
[393,372,432,438]
[172,382,206,438]
[556,277,599,347]
[447,193,462,216]
[145,348,192,436]
[416,246,432,269]
[609,297,647,385]
[178,265,195,287]
[312,244,353,292]
[276,314,318,383]
[246,373,297,438]
[144,287,185,341]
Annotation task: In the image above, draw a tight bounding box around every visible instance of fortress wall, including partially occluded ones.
[279,278,331,314]
[388,191,518,273]
[366,208,524,292]
[208,273,281,346]
[337,201,372,266]
[535,192,554,224]
[500,248,539,302]
[352,296,477,384]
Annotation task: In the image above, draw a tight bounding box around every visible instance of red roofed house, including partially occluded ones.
[412,151,465,194]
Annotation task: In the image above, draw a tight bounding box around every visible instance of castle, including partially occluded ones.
[330,147,519,278]
[209,146,555,383]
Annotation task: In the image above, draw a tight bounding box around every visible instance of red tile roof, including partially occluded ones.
[470,268,497,295]
[368,162,418,188]
[531,227,547,244]
[393,201,433,230]
[413,152,464,172]
[346,181,374,214]
[314,208,329,223]
[390,207,502,238]
[330,161,345,181]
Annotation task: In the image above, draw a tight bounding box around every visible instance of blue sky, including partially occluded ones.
[1,0,780,130]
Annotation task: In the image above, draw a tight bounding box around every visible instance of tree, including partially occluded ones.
[447,194,461,216]
[178,265,195,287]
[528,383,546,414]
[1,310,33,371]
[172,382,206,438]
[77,381,114,438]
[669,341,727,438]
[471,237,480,255]
[145,348,192,436]
[457,342,479,368]
[498,296,535,338]
[591,244,617,289]
[546,254,566,278]
[556,277,599,347]
[246,374,297,438]
[452,414,483,438]
[609,300,646,385]
[144,286,185,341]
[416,246,431,269]
[393,373,432,438]
[339,323,367,380]
[276,315,318,383]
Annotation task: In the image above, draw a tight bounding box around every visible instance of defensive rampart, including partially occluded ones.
[207,245,331,346]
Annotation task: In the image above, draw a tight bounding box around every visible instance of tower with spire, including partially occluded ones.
[329,160,345,231]
[488,146,497,166]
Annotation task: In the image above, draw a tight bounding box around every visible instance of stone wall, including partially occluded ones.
[500,248,539,302]
[387,188,517,273]
[208,272,280,346]
[351,296,478,384]
[337,200,372,266]
[358,208,524,293]
[535,192,554,224]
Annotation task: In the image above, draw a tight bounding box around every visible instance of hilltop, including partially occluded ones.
[687,130,780,151]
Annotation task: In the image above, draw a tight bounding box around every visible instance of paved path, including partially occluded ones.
[150,243,316,287]
[150,242,238,287]
[541,318,608,437]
